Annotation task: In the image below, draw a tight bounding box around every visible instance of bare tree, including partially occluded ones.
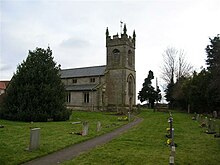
[161,47,178,84]
[176,49,193,80]
[161,47,193,84]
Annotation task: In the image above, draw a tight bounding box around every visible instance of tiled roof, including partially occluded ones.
[60,65,106,78]
[0,81,10,90]
[65,84,98,91]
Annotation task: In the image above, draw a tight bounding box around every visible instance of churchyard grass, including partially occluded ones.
[63,109,220,165]
[0,111,128,165]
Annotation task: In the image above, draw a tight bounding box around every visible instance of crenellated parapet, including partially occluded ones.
[106,24,136,48]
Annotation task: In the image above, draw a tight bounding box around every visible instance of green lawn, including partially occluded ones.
[63,109,220,165]
[0,111,128,165]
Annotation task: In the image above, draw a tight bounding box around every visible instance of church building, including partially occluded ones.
[60,25,136,112]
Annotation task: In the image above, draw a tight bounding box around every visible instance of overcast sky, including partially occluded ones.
[1,0,220,102]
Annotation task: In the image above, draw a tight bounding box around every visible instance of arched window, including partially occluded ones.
[128,50,132,66]
[113,49,120,64]
[127,75,134,97]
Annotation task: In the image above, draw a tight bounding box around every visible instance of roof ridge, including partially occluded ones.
[61,65,106,71]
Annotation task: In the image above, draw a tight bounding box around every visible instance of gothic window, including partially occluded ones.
[84,92,89,103]
[113,49,120,64]
[128,50,132,67]
[128,75,134,97]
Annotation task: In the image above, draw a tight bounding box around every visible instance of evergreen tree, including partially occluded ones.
[205,34,220,110]
[138,70,161,108]
[0,47,71,121]
[165,76,175,109]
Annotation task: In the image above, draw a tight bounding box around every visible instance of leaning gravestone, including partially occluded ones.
[97,121,101,132]
[29,128,40,151]
[82,122,89,136]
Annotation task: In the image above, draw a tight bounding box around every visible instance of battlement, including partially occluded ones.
[106,24,136,48]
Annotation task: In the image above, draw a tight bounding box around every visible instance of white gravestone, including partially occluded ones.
[29,128,40,151]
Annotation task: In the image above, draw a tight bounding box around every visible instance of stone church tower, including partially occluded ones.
[105,24,136,112]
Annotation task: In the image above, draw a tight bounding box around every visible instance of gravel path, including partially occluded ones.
[22,118,143,165]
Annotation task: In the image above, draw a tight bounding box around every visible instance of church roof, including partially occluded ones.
[65,84,98,91]
[60,65,106,78]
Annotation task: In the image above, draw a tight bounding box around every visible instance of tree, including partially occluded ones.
[0,47,71,122]
[161,47,177,84]
[161,47,193,107]
[138,70,161,108]
[164,75,175,109]
[205,34,220,110]
[161,47,193,83]
[177,50,194,80]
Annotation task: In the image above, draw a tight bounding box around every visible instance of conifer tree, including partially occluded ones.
[138,70,161,108]
[0,47,71,121]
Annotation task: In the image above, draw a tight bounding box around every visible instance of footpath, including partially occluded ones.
[23,117,143,165]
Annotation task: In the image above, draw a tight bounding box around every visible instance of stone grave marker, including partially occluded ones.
[196,114,200,121]
[214,123,220,138]
[128,112,131,122]
[206,119,216,134]
[71,121,81,124]
[82,121,89,136]
[29,128,40,151]
[96,121,101,132]
[204,117,208,127]
[213,111,217,118]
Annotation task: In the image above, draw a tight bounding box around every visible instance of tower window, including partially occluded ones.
[128,50,132,67]
[113,49,120,64]
[84,92,89,103]
[128,75,134,97]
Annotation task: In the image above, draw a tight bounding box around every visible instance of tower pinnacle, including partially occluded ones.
[106,27,109,37]
[123,24,127,34]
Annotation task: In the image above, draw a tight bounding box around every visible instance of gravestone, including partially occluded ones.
[169,155,174,165]
[213,111,217,118]
[82,122,89,136]
[196,114,200,121]
[97,121,101,132]
[206,119,216,134]
[204,117,208,127]
[71,121,81,124]
[171,146,176,157]
[128,112,131,122]
[214,123,220,138]
[29,128,40,151]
